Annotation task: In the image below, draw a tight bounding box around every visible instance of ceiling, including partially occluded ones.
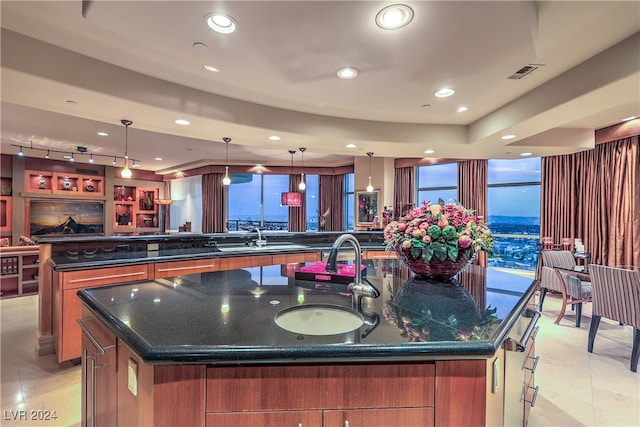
[1,1,639,174]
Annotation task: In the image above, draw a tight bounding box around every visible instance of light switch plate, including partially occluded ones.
[128,358,138,396]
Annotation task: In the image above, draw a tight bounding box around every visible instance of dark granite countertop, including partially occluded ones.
[44,232,386,271]
[77,261,538,365]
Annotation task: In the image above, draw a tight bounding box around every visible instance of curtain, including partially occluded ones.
[319,174,344,231]
[393,166,415,218]
[288,174,306,232]
[201,173,227,233]
[541,136,639,267]
[458,160,488,267]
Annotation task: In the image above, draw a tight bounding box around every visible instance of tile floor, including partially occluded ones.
[1,291,639,427]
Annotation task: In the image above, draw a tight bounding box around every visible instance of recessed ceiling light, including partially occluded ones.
[336,67,359,79]
[424,149,435,154]
[206,13,237,34]
[375,4,414,30]
[97,131,108,136]
[345,144,357,149]
[520,152,532,156]
[203,65,220,73]
[501,134,516,140]
[155,157,163,161]
[175,119,190,126]
[621,116,637,122]
[435,88,455,98]
[268,135,281,141]
[457,106,468,113]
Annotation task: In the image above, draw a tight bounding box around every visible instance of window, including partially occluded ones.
[305,174,319,231]
[487,158,541,272]
[344,173,354,230]
[417,163,458,205]
[227,174,320,231]
[227,174,289,231]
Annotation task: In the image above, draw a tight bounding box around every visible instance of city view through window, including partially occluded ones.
[227,159,542,273]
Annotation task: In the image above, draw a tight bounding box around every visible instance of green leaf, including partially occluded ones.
[431,241,447,261]
[410,246,422,259]
[422,246,434,262]
[447,244,459,261]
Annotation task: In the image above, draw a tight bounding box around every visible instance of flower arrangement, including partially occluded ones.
[384,200,493,264]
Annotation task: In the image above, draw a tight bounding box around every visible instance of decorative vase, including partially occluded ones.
[396,247,476,280]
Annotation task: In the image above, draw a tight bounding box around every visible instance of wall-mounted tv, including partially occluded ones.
[29,200,104,237]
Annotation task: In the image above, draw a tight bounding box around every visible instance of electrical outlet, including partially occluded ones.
[128,358,138,396]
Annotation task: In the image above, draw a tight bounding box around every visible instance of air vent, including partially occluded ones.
[508,65,538,80]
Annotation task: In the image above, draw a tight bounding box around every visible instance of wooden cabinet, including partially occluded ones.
[80,308,117,427]
[113,185,159,231]
[54,264,149,363]
[0,246,39,298]
[206,411,322,426]
[272,251,320,264]
[205,364,436,424]
[324,408,434,427]
[154,258,220,279]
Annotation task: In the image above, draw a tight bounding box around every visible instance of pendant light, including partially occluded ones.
[366,152,374,192]
[298,147,306,190]
[281,150,302,207]
[222,137,231,185]
[120,119,133,179]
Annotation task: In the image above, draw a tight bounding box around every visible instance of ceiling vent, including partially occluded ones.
[508,65,539,80]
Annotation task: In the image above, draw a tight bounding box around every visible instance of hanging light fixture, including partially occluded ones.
[222,137,231,185]
[120,119,133,178]
[366,152,374,192]
[281,150,302,207]
[298,147,306,190]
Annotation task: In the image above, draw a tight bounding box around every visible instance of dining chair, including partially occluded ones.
[540,236,557,251]
[587,264,640,372]
[560,237,573,251]
[539,250,592,327]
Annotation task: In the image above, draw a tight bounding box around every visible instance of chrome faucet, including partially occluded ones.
[253,227,267,247]
[326,234,379,305]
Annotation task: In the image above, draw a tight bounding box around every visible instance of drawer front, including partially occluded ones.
[324,408,434,427]
[206,411,322,427]
[272,252,320,264]
[63,265,148,290]
[217,255,272,270]
[154,258,219,278]
[206,363,435,412]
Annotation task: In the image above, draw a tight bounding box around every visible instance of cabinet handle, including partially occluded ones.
[81,349,91,427]
[69,271,145,283]
[157,264,217,272]
[524,385,540,407]
[524,355,540,373]
[90,356,97,427]
[77,319,115,355]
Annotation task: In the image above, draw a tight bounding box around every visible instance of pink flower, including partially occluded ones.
[458,235,473,248]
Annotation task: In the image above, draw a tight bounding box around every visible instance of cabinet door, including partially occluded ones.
[206,411,322,427]
[323,408,434,427]
[80,315,117,427]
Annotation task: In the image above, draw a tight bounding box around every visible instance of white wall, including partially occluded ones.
[169,175,202,233]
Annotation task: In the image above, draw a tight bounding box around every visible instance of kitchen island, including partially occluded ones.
[77,259,539,427]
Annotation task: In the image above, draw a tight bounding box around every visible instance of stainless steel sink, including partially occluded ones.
[274,304,364,335]
[217,244,309,252]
